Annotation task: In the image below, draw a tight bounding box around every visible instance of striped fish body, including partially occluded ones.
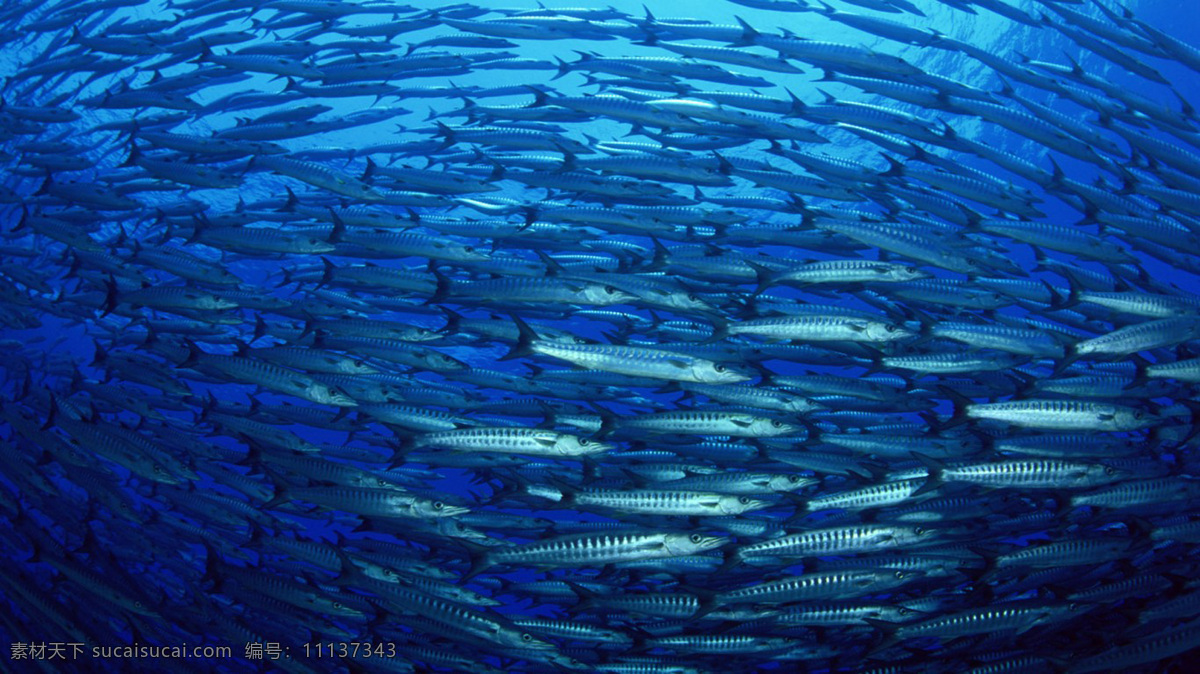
[412,427,611,457]
[617,410,797,437]
[728,314,911,342]
[965,399,1155,431]
[531,341,751,383]
[939,459,1124,489]
[1074,317,1200,356]
[479,532,727,572]
[570,488,770,516]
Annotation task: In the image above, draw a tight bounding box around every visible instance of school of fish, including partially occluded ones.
[1,0,1200,671]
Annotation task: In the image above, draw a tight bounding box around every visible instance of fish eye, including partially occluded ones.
[915,527,926,535]
[715,365,726,372]
[464,246,475,253]
[738,496,750,504]
[885,325,896,332]
[354,359,365,366]
[894,571,904,579]
[604,285,617,294]
[1105,466,1115,475]
[579,439,590,446]
[898,607,910,615]
[433,501,444,510]
[1133,410,1144,419]
[788,475,800,483]
[690,534,703,543]
[687,294,698,301]
[521,633,533,642]
[333,602,342,609]
[771,420,782,427]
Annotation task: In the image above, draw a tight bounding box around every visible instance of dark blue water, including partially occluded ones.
[2,0,1200,672]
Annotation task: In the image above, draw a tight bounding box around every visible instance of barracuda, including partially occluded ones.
[190,224,337,255]
[128,244,242,286]
[1073,317,1200,358]
[804,478,931,513]
[436,275,638,307]
[815,220,984,274]
[540,485,771,517]
[467,531,727,578]
[411,427,612,458]
[817,432,980,459]
[717,569,922,605]
[882,351,1028,376]
[251,155,383,201]
[264,484,466,520]
[507,318,750,383]
[757,258,928,290]
[733,524,937,562]
[655,471,814,495]
[928,322,1067,358]
[976,219,1136,264]
[944,392,1156,432]
[677,381,819,414]
[103,283,239,316]
[180,344,357,407]
[874,601,1085,641]
[613,409,798,437]
[719,313,912,343]
[919,456,1128,491]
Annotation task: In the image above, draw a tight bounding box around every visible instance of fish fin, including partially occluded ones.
[701,318,729,344]
[459,540,493,583]
[100,275,119,317]
[200,540,222,586]
[425,265,451,305]
[732,15,759,45]
[745,260,779,296]
[179,340,204,369]
[1178,399,1200,445]
[500,314,538,361]
[910,451,945,496]
[935,385,972,431]
[327,209,345,244]
[1048,348,1080,377]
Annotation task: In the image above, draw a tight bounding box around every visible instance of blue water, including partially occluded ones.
[2,0,1200,672]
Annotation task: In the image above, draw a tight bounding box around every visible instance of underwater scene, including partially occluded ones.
[3,0,1200,671]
